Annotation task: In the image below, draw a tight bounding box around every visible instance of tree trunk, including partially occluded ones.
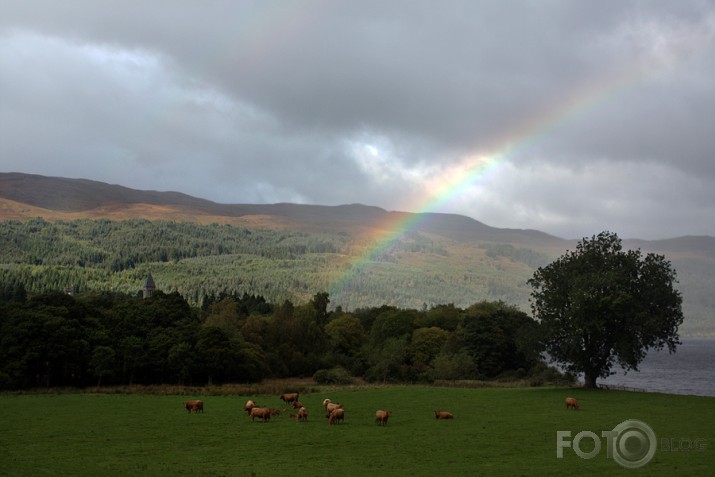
[583,370,598,389]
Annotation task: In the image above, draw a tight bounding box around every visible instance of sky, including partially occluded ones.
[2,1,715,240]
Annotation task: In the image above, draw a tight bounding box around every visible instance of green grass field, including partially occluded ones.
[1,386,712,476]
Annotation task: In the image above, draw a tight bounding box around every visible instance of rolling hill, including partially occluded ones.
[1,172,713,337]
[0,172,558,244]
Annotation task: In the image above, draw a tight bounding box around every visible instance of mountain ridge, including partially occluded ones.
[0,172,563,245]
[3,172,715,255]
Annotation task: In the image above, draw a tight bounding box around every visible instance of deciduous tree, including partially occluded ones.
[528,231,683,388]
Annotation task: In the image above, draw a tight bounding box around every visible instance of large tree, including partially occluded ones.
[528,231,683,388]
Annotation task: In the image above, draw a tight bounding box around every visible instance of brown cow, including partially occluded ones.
[184,400,204,413]
[434,410,453,419]
[565,397,580,411]
[325,402,343,418]
[243,399,257,414]
[250,407,274,422]
[322,398,339,412]
[328,408,344,425]
[279,393,299,404]
[375,410,392,426]
[297,407,308,422]
[291,400,304,409]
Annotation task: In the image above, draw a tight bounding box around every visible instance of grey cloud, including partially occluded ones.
[2,1,715,239]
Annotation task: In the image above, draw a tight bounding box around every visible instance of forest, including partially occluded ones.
[0,218,572,389]
[0,217,539,311]
[0,287,566,390]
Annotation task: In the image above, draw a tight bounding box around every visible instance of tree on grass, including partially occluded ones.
[528,231,683,388]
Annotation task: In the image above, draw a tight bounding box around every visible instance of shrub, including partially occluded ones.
[527,361,575,386]
[312,366,354,385]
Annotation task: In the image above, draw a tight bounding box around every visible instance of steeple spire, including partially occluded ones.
[143,273,156,299]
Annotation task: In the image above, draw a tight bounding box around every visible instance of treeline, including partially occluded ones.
[0,287,567,390]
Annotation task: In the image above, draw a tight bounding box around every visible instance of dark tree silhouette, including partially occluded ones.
[528,231,683,388]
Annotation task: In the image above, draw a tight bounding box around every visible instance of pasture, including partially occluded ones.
[1,386,713,476]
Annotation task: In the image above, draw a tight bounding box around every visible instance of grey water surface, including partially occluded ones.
[596,339,715,397]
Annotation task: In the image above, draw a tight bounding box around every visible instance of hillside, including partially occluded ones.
[1,172,713,337]
[0,173,560,244]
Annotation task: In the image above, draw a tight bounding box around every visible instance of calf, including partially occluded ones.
[375,410,392,426]
[328,408,344,425]
[434,410,453,420]
[184,400,204,413]
[565,397,580,411]
[325,402,343,418]
[297,407,308,422]
[249,407,274,422]
[279,393,299,404]
[243,400,257,414]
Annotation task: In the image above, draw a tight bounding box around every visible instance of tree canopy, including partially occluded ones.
[0,218,537,312]
[0,284,562,389]
[528,231,684,388]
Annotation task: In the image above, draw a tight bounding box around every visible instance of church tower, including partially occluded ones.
[143,273,156,299]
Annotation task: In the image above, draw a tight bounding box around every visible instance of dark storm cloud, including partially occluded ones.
[1,0,714,239]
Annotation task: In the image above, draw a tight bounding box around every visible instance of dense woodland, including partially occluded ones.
[0,287,566,389]
[0,218,572,389]
[0,217,348,273]
[0,217,540,311]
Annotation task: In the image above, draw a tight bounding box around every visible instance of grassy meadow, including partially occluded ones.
[1,386,713,476]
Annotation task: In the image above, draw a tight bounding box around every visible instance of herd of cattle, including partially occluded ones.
[183,394,581,424]
[183,392,449,426]
[240,393,374,425]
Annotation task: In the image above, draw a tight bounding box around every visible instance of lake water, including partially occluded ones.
[592,339,715,397]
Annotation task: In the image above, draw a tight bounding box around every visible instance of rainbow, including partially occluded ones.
[208,4,712,306]
[327,33,712,306]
